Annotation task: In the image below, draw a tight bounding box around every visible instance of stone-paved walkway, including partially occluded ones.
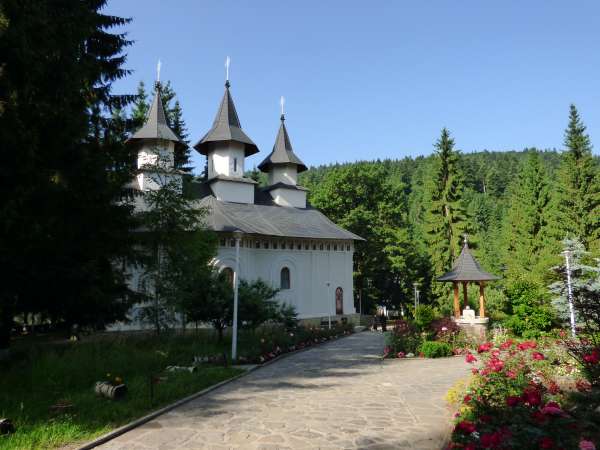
[99,332,469,450]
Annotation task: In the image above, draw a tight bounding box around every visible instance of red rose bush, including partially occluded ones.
[448,338,597,449]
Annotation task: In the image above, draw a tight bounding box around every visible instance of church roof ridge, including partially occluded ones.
[194,81,259,156]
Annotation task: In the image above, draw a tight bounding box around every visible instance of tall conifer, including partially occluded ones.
[502,151,552,283]
[549,105,600,253]
[423,128,468,297]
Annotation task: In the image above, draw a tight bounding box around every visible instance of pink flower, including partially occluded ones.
[522,388,542,406]
[506,370,517,379]
[583,350,600,364]
[465,353,477,363]
[576,379,592,392]
[541,402,568,417]
[397,351,405,358]
[455,420,476,434]
[471,368,479,375]
[478,342,493,353]
[532,352,545,360]
[500,339,514,350]
[463,394,472,403]
[481,431,503,448]
[384,346,391,353]
[580,440,596,450]
[517,340,537,351]
[506,395,521,407]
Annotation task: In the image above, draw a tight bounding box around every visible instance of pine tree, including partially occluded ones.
[423,128,468,297]
[549,105,600,254]
[502,151,553,283]
[0,0,138,349]
[170,100,192,171]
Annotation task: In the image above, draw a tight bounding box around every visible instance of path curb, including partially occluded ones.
[78,331,358,449]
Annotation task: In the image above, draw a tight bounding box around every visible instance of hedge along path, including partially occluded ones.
[97,332,471,450]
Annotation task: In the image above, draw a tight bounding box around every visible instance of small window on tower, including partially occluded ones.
[234,158,238,173]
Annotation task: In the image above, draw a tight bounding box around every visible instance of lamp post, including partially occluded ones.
[326,282,332,329]
[231,230,243,361]
[413,283,419,320]
[562,250,577,337]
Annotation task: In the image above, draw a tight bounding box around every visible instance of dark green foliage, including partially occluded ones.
[503,280,555,337]
[139,173,216,333]
[413,304,437,330]
[0,0,139,348]
[548,105,600,253]
[307,163,423,313]
[423,129,469,299]
[502,151,554,285]
[418,341,453,358]
[385,319,422,354]
[238,279,280,330]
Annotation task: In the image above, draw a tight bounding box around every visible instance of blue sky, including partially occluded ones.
[105,1,600,173]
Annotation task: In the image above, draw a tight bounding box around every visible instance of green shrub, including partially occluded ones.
[503,280,555,338]
[419,341,453,358]
[385,319,422,354]
[413,305,437,330]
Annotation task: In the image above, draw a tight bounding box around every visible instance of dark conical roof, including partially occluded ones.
[437,242,500,282]
[194,82,259,156]
[258,115,308,173]
[128,86,185,148]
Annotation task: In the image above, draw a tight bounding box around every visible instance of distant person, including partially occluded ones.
[380,313,387,332]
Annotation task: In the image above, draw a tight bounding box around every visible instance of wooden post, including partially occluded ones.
[479,281,485,318]
[462,282,468,313]
[453,282,460,318]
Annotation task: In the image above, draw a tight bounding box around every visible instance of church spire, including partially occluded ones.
[128,82,184,146]
[194,60,259,156]
[258,104,307,173]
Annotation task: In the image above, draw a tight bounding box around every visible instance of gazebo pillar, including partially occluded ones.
[462,281,468,313]
[479,281,485,318]
[453,282,460,318]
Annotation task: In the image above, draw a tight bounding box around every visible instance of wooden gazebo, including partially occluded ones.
[436,239,500,319]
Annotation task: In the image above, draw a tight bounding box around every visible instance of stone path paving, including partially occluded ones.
[100,332,470,450]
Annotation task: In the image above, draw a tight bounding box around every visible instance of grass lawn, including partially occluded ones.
[0,331,243,450]
[0,324,353,449]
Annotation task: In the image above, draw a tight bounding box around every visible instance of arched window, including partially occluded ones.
[280,267,291,290]
[335,287,343,315]
[222,267,234,287]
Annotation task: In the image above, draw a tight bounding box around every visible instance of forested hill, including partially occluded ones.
[286,134,600,321]
[300,148,563,197]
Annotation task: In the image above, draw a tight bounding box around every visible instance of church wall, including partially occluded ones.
[213,236,355,320]
[137,140,174,169]
[268,165,298,185]
[269,187,307,208]
[208,141,245,178]
[210,179,255,204]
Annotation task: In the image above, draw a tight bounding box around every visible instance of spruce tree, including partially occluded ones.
[423,128,468,297]
[170,100,192,171]
[549,105,600,253]
[131,81,149,130]
[0,0,138,349]
[502,151,553,283]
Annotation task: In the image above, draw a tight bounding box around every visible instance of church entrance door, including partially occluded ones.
[335,287,343,315]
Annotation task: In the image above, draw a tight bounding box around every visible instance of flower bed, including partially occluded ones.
[447,336,599,449]
[236,323,354,364]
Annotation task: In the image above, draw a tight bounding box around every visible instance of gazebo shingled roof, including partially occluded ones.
[437,240,500,319]
[437,243,500,282]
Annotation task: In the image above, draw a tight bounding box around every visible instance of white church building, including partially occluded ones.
[122,75,363,326]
